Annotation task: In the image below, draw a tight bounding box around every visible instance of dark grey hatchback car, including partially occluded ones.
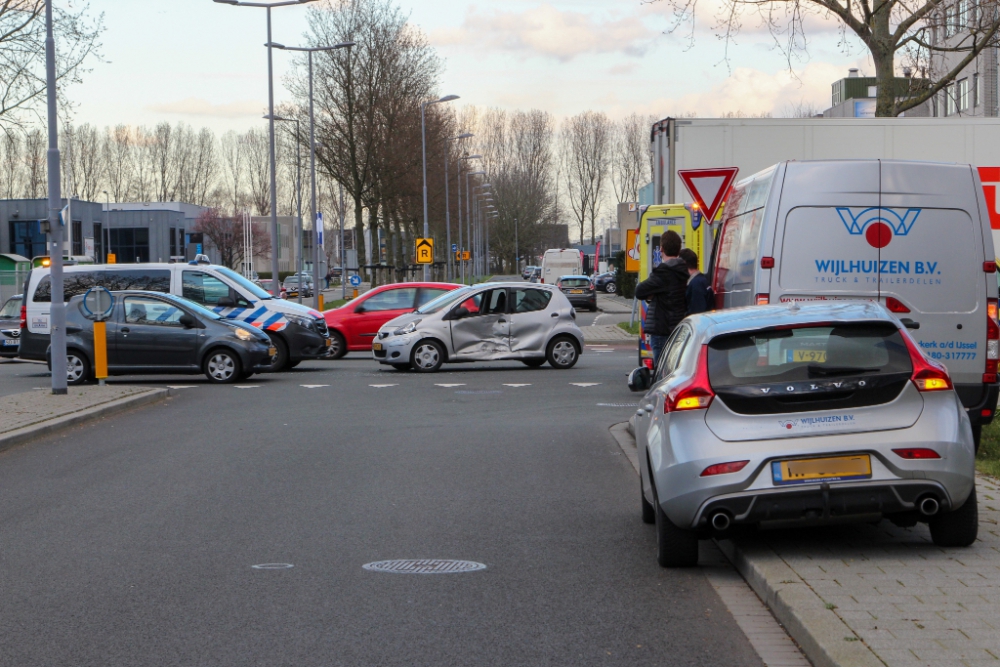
[49,290,275,385]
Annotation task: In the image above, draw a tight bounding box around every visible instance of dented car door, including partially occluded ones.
[449,288,511,359]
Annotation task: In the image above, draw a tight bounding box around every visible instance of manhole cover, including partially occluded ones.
[362,559,486,574]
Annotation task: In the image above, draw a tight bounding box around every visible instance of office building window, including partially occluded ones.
[169,227,177,258]
[177,228,184,258]
[9,220,46,260]
[108,227,150,264]
[72,220,82,256]
[958,77,969,111]
[958,0,968,28]
[93,223,103,263]
[974,73,980,107]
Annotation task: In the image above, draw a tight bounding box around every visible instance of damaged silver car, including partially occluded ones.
[372,283,585,372]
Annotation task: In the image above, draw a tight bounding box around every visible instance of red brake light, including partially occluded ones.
[760,256,774,269]
[985,261,997,273]
[987,299,999,383]
[900,328,952,391]
[19,304,27,329]
[755,294,769,305]
[665,344,715,412]
[701,460,749,477]
[892,448,941,460]
[885,297,910,313]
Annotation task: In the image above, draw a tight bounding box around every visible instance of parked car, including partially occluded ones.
[628,301,977,568]
[594,272,617,294]
[527,268,541,283]
[522,265,539,280]
[20,261,330,372]
[0,295,22,358]
[373,283,585,372]
[708,159,999,448]
[324,282,463,359]
[557,275,597,312]
[49,291,275,385]
[282,274,314,297]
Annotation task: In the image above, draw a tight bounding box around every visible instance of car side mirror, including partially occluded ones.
[218,296,235,308]
[354,303,366,314]
[450,306,470,320]
[179,314,199,329]
[627,367,652,393]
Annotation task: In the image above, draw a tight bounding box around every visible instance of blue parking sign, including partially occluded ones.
[452,243,457,253]
[349,275,362,287]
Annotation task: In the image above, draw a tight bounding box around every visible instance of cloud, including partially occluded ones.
[430,4,659,61]
[146,98,263,119]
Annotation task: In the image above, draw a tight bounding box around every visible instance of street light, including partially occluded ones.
[102,190,110,263]
[265,114,303,302]
[444,132,473,280]
[420,94,459,280]
[271,40,354,307]
[457,155,480,283]
[465,170,485,283]
[214,0,316,299]
[44,0,66,394]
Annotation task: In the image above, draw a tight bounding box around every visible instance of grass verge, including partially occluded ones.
[322,299,348,311]
[617,321,640,336]
[978,418,1000,479]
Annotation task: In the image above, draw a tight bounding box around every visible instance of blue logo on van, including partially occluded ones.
[836,207,920,248]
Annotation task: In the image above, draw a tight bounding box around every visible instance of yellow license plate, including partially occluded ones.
[373,343,383,351]
[571,289,584,294]
[772,455,871,486]
[787,349,827,363]
[268,347,277,356]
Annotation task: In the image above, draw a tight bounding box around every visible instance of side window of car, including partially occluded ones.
[656,326,691,381]
[482,289,508,315]
[123,297,183,326]
[456,292,485,316]
[361,287,417,312]
[183,271,230,306]
[513,288,552,313]
[416,288,450,308]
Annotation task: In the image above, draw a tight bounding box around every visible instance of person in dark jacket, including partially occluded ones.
[635,230,689,365]
[679,248,713,315]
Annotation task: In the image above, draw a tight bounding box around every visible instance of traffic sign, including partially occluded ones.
[452,243,457,253]
[416,237,434,264]
[349,274,362,287]
[81,286,114,320]
[678,167,739,223]
[462,251,470,261]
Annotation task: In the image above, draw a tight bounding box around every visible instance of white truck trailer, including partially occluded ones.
[650,117,1000,251]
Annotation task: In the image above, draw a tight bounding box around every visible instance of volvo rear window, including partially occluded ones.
[708,323,911,386]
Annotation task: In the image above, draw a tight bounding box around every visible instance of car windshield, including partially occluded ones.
[417,286,475,314]
[708,323,912,386]
[0,297,21,319]
[160,294,222,321]
[559,278,590,288]
[215,266,272,300]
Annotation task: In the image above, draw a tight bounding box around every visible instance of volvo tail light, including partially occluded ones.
[900,328,952,391]
[987,298,999,383]
[885,297,910,313]
[665,345,714,412]
[755,294,769,305]
[701,460,749,476]
[892,448,941,460]
[19,304,27,329]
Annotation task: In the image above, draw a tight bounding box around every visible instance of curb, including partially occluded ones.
[607,422,882,667]
[0,388,171,454]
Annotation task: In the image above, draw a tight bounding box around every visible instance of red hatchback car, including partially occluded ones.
[324,282,463,359]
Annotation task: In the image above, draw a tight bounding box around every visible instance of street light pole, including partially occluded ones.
[45,0,66,395]
[464,170,484,283]
[420,94,459,280]
[444,133,472,281]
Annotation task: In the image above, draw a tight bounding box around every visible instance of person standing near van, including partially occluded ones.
[679,248,713,315]
[635,231,689,364]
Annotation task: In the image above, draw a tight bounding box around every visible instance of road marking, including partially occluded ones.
[300,384,330,388]
[569,382,601,387]
[251,563,294,570]
[435,383,466,388]
[235,385,260,389]
[166,385,198,389]
[502,383,531,387]
[369,384,398,388]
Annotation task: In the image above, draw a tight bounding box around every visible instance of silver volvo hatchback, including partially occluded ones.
[628,302,978,567]
[373,283,585,372]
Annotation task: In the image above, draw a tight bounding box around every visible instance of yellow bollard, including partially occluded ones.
[93,320,108,386]
[318,294,325,311]
[353,288,358,299]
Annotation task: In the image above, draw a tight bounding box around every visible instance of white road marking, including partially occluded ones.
[435,383,466,388]
[166,385,198,389]
[569,382,601,387]
[235,385,260,389]
[369,384,398,388]
[502,383,532,387]
[251,563,294,570]
[300,384,330,388]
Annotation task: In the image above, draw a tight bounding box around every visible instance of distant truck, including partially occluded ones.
[649,117,1000,252]
[540,249,583,284]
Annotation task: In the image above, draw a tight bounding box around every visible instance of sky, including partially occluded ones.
[68,0,874,134]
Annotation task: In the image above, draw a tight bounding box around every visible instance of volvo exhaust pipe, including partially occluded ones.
[918,496,940,517]
[710,512,732,531]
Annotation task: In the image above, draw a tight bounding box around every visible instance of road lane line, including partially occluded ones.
[434,383,466,388]
[300,384,330,388]
[502,383,532,387]
[569,382,601,387]
[235,386,260,389]
[369,384,398,388]
[166,385,198,389]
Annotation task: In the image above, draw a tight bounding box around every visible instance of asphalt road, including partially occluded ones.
[0,350,764,666]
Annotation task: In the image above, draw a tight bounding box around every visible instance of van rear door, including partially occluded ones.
[775,161,882,306]
[878,162,987,391]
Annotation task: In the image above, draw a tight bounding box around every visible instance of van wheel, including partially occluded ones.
[264,333,289,372]
[929,488,978,547]
[655,488,699,567]
[411,340,445,373]
[546,336,579,369]
[66,352,91,386]
[204,349,242,384]
[327,331,347,360]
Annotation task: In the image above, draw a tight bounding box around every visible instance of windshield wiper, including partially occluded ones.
[808,365,880,377]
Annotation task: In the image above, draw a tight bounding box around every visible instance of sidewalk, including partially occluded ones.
[580,325,638,344]
[0,386,169,452]
[597,293,635,314]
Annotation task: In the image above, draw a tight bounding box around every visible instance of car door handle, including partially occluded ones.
[120,327,130,334]
[498,318,506,323]
[550,312,559,318]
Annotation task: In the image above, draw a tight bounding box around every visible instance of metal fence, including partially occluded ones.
[0,269,29,304]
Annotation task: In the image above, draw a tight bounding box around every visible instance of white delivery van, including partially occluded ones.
[19,261,331,371]
[540,249,583,284]
[708,159,999,445]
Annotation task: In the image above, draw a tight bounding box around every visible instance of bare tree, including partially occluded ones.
[243,127,271,216]
[23,127,45,197]
[561,111,612,245]
[0,130,22,198]
[151,122,175,201]
[192,208,271,270]
[73,123,103,201]
[103,124,133,202]
[611,113,652,204]
[0,1,103,128]
[655,0,1000,116]
[219,130,246,214]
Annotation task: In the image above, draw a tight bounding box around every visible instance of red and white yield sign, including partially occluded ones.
[678,167,739,222]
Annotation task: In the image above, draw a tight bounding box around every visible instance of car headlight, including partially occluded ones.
[287,314,313,329]
[394,320,420,335]
[234,327,253,341]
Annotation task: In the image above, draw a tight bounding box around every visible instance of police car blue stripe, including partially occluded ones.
[262,313,284,328]
[243,306,268,323]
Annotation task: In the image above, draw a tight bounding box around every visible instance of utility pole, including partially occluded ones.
[45,0,66,395]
